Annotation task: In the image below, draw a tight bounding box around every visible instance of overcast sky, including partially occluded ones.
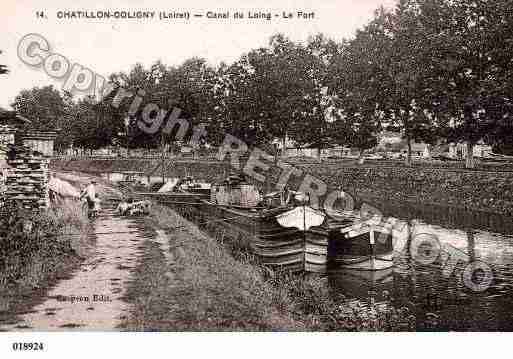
[0,0,396,109]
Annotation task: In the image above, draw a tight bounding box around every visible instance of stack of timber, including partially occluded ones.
[0,146,7,208]
[4,144,50,211]
[0,124,17,145]
[0,125,16,208]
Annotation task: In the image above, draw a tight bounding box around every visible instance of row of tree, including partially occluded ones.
[6,0,513,167]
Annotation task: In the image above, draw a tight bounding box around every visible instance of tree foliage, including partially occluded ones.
[8,0,513,166]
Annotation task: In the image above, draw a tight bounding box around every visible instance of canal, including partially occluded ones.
[102,171,513,331]
[328,198,513,331]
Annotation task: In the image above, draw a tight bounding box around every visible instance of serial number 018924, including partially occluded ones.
[12,342,44,351]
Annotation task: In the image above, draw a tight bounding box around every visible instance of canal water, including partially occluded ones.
[102,172,513,331]
[328,200,513,331]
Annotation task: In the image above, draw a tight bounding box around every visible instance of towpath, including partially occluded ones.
[1,211,145,330]
[0,172,173,331]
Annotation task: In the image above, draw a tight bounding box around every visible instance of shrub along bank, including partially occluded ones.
[0,201,91,325]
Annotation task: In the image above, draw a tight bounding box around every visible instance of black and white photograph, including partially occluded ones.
[0,0,512,356]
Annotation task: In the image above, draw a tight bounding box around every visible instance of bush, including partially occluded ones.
[0,201,90,286]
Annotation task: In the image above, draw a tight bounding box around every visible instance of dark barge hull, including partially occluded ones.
[328,224,395,271]
[202,201,329,273]
[137,191,395,274]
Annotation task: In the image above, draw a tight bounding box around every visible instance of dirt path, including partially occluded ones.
[0,210,147,331]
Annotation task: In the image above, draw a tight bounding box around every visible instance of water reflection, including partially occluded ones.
[329,215,513,331]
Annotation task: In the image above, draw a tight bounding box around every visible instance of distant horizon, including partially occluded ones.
[0,0,396,109]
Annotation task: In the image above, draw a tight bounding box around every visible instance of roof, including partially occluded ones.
[380,131,402,139]
[21,131,59,140]
[0,124,17,133]
[410,143,429,152]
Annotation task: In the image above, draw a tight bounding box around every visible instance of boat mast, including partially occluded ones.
[266,143,278,195]
[303,195,307,271]
[370,226,375,262]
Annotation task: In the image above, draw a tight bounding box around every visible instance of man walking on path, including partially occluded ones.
[81,180,98,218]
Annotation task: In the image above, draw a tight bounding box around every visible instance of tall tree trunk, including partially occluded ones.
[466,142,475,169]
[266,144,278,195]
[282,132,287,158]
[160,136,166,159]
[357,149,364,165]
[405,135,412,166]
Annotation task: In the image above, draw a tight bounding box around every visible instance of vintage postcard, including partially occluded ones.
[0,0,512,356]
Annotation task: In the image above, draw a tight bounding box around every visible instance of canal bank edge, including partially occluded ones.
[50,158,513,218]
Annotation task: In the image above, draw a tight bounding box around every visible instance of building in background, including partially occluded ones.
[19,131,58,158]
[0,108,31,144]
[377,131,403,150]
[449,142,493,159]
[0,108,58,158]
[402,142,431,158]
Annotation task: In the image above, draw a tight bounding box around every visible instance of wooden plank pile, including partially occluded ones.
[4,144,50,211]
[0,124,17,145]
[0,144,8,209]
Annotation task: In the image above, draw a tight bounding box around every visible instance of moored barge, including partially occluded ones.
[142,174,395,274]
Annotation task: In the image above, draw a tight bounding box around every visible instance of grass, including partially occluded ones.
[122,204,303,331]
[0,200,92,326]
[122,203,416,331]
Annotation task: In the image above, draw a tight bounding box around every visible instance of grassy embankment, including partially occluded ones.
[0,200,92,326]
[122,203,416,331]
